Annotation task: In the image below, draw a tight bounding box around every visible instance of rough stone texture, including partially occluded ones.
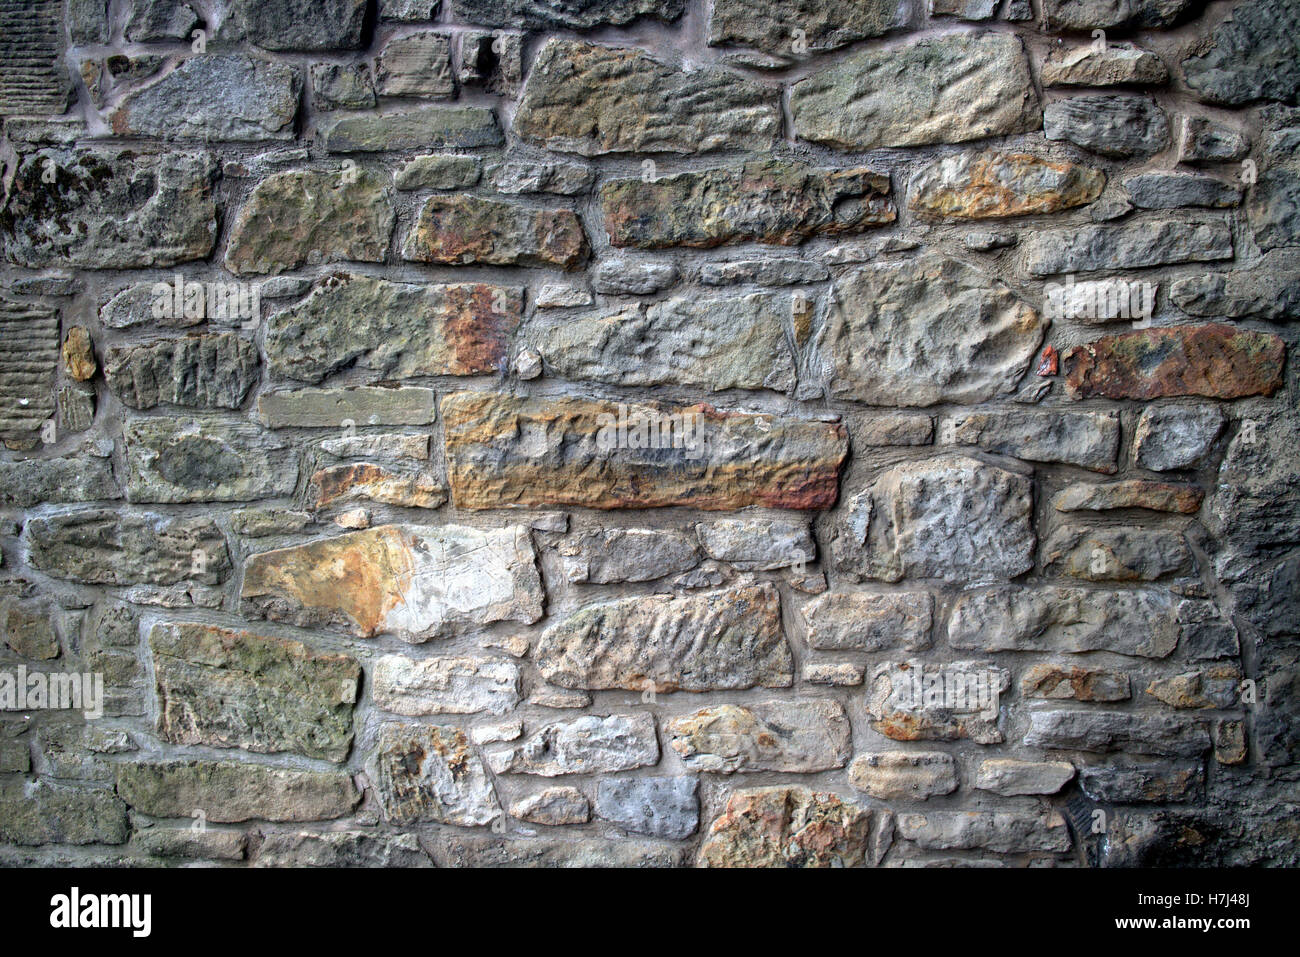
[515,39,780,156]
[535,584,792,692]
[104,334,260,411]
[1044,95,1169,157]
[1182,0,1300,105]
[909,152,1104,221]
[791,33,1040,150]
[1124,172,1242,209]
[1023,218,1233,275]
[368,723,500,826]
[595,776,698,839]
[1170,256,1300,322]
[665,701,851,773]
[1079,762,1204,803]
[0,455,119,507]
[114,760,359,822]
[975,760,1075,796]
[1133,403,1226,470]
[242,524,543,640]
[897,809,1071,853]
[558,529,699,584]
[810,255,1044,407]
[867,660,1010,744]
[0,782,128,846]
[218,0,367,50]
[708,0,902,56]
[257,386,437,428]
[324,108,502,152]
[510,787,590,825]
[696,519,814,570]
[0,300,58,449]
[1022,663,1131,702]
[150,622,360,762]
[452,0,684,28]
[1043,524,1192,582]
[311,463,447,509]
[1025,710,1212,756]
[697,787,874,868]
[940,409,1119,472]
[488,713,659,776]
[601,161,893,249]
[801,592,933,652]
[832,455,1035,583]
[403,195,587,269]
[848,752,958,800]
[441,392,848,511]
[396,154,481,190]
[372,654,521,716]
[253,832,429,867]
[375,32,454,97]
[1041,44,1169,87]
[1042,0,1202,30]
[1052,480,1203,514]
[123,418,298,503]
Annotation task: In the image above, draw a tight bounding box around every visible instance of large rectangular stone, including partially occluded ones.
[1024,710,1212,756]
[488,713,658,776]
[1023,218,1233,275]
[440,392,848,511]
[257,386,436,428]
[666,700,850,773]
[939,409,1120,473]
[324,107,502,152]
[114,760,360,823]
[372,654,521,716]
[123,418,298,503]
[104,334,261,410]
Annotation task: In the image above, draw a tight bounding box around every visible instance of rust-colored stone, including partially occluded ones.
[1063,323,1285,399]
[697,786,875,868]
[311,463,447,509]
[402,195,587,269]
[909,151,1105,220]
[61,326,96,381]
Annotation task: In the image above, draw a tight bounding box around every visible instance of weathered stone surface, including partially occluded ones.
[1044,95,1168,158]
[810,255,1044,407]
[242,523,543,641]
[324,107,502,152]
[488,713,658,776]
[791,33,1039,150]
[1146,666,1241,709]
[115,760,359,822]
[909,152,1104,221]
[372,654,520,716]
[1022,663,1131,702]
[135,828,248,862]
[1,601,60,659]
[375,31,454,97]
[510,787,590,825]
[848,752,958,800]
[602,161,893,249]
[229,508,312,538]
[1170,257,1300,323]
[25,509,228,586]
[61,326,95,382]
[452,0,683,28]
[591,260,679,296]
[1079,761,1203,803]
[488,160,594,195]
[514,39,780,156]
[110,56,301,142]
[123,418,297,503]
[897,809,1070,853]
[218,0,367,50]
[395,154,481,190]
[125,0,198,39]
[558,529,699,584]
[708,0,902,56]
[0,0,71,115]
[1023,218,1233,275]
[1180,116,1250,164]
[225,169,395,275]
[1124,172,1242,209]
[1052,480,1203,514]
[1063,325,1284,400]
[700,259,828,286]
[257,386,436,428]
[595,776,698,839]
[536,585,791,693]
[266,274,519,383]
[949,585,1191,658]
[833,455,1035,583]
[1182,0,1300,105]
[150,622,360,762]
[254,831,429,867]
[402,195,587,269]
[1133,403,1226,471]
[697,787,874,868]
[941,409,1119,473]
[1042,0,1201,29]
[369,722,500,826]
[0,300,58,449]
[0,149,216,269]
[867,660,1009,744]
[0,782,128,846]
[535,292,795,393]
[441,392,848,511]
[975,759,1075,796]
[696,519,813,571]
[1044,524,1191,582]
[311,463,447,510]
[1041,44,1169,87]
[310,63,376,111]
[666,701,851,773]
[319,432,430,461]
[1025,710,1211,756]
[104,334,260,411]
[802,591,933,652]
[430,834,686,867]
[0,455,119,507]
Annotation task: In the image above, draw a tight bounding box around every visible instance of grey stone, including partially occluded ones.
[700,259,829,286]
[1182,0,1300,105]
[591,261,679,296]
[1041,43,1169,87]
[1123,172,1242,209]
[0,0,71,115]
[135,828,248,862]
[1044,95,1168,157]
[832,455,1035,583]
[940,409,1119,473]
[395,154,481,190]
[696,519,814,571]
[1079,762,1203,803]
[68,0,110,43]
[792,33,1039,150]
[125,0,199,40]
[595,776,698,839]
[0,781,128,846]
[1043,524,1192,582]
[558,529,700,584]
[1042,0,1201,29]
[510,787,590,825]
[665,700,852,773]
[381,0,439,19]
[1025,710,1211,757]
[451,0,683,30]
[100,281,201,330]
[897,809,1071,853]
[324,107,502,152]
[801,591,933,652]
[254,831,430,867]
[456,30,522,95]
[0,455,119,507]
[1180,117,1249,164]
[430,834,686,867]
[375,31,454,97]
[1169,257,1300,322]
[123,418,297,503]
[229,508,313,538]
[310,63,376,111]
[104,334,260,410]
[488,160,594,195]
[319,432,430,461]
[368,722,500,826]
[114,760,359,822]
[1022,218,1233,275]
[848,752,958,800]
[810,255,1044,406]
[975,759,1075,796]
[1133,403,1226,470]
[372,654,521,716]
[709,0,902,56]
[488,713,659,776]
[257,387,437,428]
[217,0,368,50]
[867,659,1010,744]
[852,413,935,447]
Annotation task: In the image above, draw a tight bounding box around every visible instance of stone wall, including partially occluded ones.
[0,0,1297,867]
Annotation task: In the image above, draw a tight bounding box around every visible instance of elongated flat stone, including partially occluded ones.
[1042,0,1200,29]
[940,409,1119,472]
[257,386,436,428]
[372,654,520,716]
[909,151,1104,220]
[115,760,359,822]
[241,523,543,640]
[792,33,1039,149]
[150,622,360,762]
[488,713,659,776]
[601,161,893,249]
[451,0,684,29]
[708,0,903,56]
[849,752,958,800]
[368,722,499,826]
[897,809,1070,853]
[665,700,850,772]
[1041,44,1169,87]
[1052,480,1203,514]
[311,463,446,509]
[514,39,780,156]
[266,274,520,383]
[535,584,792,692]
[1064,324,1285,400]
[810,255,1044,407]
[402,195,587,269]
[104,334,260,411]
[324,107,502,152]
[975,759,1076,796]
[801,592,933,652]
[1022,218,1233,275]
[1025,710,1211,757]
[123,418,298,503]
[440,392,848,511]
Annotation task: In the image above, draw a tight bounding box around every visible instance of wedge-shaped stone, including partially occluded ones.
[324,107,503,152]
[266,274,521,383]
[941,409,1119,473]
[535,584,792,692]
[974,759,1075,796]
[666,701,851,773]
[368,722,500,826]
[809,255,1044,407]
[104,334,260,410]
[709,0,903,56]
[488,713,659,776]
[225,169,394,275]
[697,787,875,868]
[801,591,933,651]
[897,809,1070,853]
[833,455,1035,583]
[514,39,780,156]
[441,392,848,511]
[114,760,359,822]
[0,148,216,269]
[1063,324,1285,400]
[909,151,1104,220]
[241,524,543,640]
[372,654,520,716]
[792,33,1039,150]
[1025,710,1211,756]
[1023,218,1233,276]
[124,418,298,503]
[534,292,795,394]
[150,622,360,762]
[601,161,893,249]
[402,195,587,269]
[867,660,1010,744]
